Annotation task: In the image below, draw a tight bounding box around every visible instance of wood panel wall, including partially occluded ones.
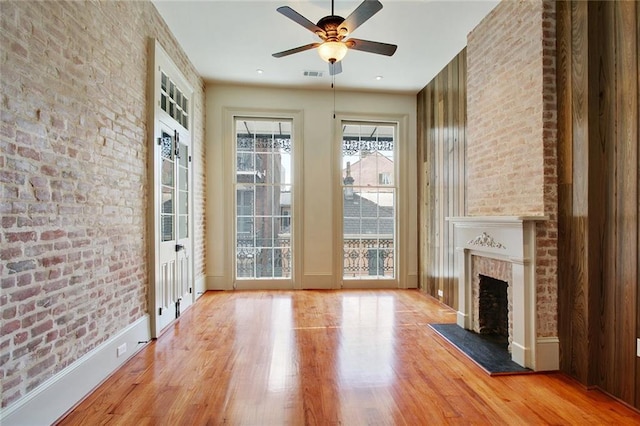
[417,49,466,307]
[557,0,639,409]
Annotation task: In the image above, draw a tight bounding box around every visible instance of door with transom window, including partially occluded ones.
[149,40,194,336]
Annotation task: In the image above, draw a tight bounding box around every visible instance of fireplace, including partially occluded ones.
[446,216,559,371]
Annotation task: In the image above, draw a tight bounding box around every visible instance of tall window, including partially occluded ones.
[341,122,396,279]
[235,118,292,279]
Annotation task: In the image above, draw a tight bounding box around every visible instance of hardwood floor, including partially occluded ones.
[58,290,640,425]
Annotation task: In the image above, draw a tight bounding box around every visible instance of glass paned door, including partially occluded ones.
[341,122,396,280]
[235,118,293,280]
[150,40,194,338]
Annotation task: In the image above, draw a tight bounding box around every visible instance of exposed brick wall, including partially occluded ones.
[0,0,205,409]
[536,0,557,338]
[466,0,557,338]
[467,0,545,215]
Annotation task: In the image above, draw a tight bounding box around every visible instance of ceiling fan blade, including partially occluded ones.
[329,61,343,76]
[338,0,383,35]
[277,6,324,35]
[272,43,321,58]
[346,38,397,56]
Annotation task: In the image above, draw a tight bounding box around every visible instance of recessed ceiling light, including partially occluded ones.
[375,75,383,81]
[256,69,264,74]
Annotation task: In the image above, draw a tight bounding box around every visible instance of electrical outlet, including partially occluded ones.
[117,343,127,358]
[637,339,640,358]
[437,289,443,298]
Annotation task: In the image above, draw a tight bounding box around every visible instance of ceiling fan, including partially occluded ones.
[272,0,397,75]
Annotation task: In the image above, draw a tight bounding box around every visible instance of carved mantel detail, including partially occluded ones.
[467,232,506,249]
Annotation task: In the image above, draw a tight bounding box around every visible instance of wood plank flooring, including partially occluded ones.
[57,290,640,425]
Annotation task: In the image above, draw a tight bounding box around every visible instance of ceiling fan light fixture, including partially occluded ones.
[318,41,348,63]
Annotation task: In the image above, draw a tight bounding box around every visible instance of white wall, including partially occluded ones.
[205,84,417,289]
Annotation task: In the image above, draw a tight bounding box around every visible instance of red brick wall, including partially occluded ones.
[0,0,205,409]
[346,152,395,189]
[467,0,557,337]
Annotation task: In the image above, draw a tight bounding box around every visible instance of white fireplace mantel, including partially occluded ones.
[446,216,558,371]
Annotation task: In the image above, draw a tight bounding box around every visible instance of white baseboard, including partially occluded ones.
[511,341,528,369]
[1,315,151,426]
[302,274,336,289]
[457,311,469,329]
[195,274,206,298]
[535,337,560,371]
[207,275,229,290]
[206,275,339,290]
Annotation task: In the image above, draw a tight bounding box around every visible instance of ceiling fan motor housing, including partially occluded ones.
[316,15,347,40]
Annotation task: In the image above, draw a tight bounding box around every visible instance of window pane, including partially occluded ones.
[162,158,174,186]
[255,186,273,216]
[273,248,291,278]
[162,186,173,213]
[179,215,188,239]
[237,217,253,235]
[256,248,273,278]
[179,190,188,215]
[161,215,173,242]
[179,167,188,191]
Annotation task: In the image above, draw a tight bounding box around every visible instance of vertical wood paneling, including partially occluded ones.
[637,0,640,409]
[570,0,590,385]
[615,0,639,404]
[557,0,639,409]
[427,84,437,297]
[593,0,614,393]
[417,49,466,307]
[448,56,460,306]
[556,0,573,376]
[418,84,438,297]
[417,90,426,293]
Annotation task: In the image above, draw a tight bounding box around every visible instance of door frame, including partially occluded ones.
[147,39,195,337]
[222,108,304,290]
[333,113,410,289]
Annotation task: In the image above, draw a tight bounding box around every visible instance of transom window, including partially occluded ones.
[160,72,189,129]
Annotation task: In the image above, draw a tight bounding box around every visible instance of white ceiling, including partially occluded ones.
[151,0,498,94]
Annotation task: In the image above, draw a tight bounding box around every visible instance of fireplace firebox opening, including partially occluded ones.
[478,274,509,340]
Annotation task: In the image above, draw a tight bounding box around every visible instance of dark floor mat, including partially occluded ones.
[429,323,532,375]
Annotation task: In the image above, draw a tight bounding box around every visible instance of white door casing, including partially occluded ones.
[339,120,398,288]
[222,109,304,291]
[148,39,194,337]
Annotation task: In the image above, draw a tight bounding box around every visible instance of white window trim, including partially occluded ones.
[333,113,410,289]
[222,108,304,290]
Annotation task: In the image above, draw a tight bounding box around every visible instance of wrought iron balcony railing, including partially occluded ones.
[235,236,394,279]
